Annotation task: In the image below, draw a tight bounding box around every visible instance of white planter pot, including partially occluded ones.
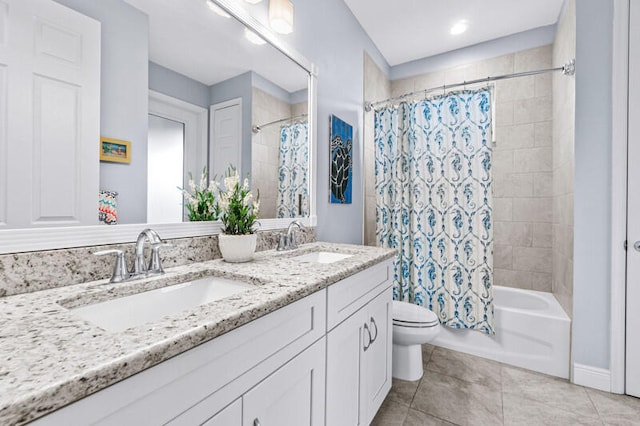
[218,233,257,263]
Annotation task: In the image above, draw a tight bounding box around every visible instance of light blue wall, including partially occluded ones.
[572,0,613,370]
[283,0,390,243]
[210,71,253,178]
[149,62,210,109]
[54,0,149,224]
[391,25,557,80]
[252,72,293,104]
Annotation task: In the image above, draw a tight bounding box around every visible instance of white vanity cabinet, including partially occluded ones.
[32,257,394,426]
[325,260,394,426]
[34,290,326,426]
[203,339,325,426]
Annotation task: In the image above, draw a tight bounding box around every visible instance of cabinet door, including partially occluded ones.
[362,287,393,425]
[203,399,242,426]
[243,338,325,426]
[326,307,367,426]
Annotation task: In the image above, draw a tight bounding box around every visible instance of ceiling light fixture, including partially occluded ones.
[269,0,294,34]
[206,0,230,18]
[245,0,263,4]
[450,20,468,35]
[244,27,266,45]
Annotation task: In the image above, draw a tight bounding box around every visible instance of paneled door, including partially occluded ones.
[210,98,242,179]
[0,0,100,228]
[627,0,640,398]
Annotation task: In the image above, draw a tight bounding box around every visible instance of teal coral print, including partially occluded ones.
[374,88,494,335]
[330,115,353,204]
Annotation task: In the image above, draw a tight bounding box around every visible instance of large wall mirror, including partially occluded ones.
[0,0,316,253]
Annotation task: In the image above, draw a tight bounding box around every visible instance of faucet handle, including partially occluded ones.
[148,243,173,275]
[287,233,299,250]
[276,233,288,251]
[94,249,129,283]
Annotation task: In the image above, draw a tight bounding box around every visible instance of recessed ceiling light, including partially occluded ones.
[450,20,468,35]
[206,0,230,18]
[244,28,266,45]
[245,0,262,4]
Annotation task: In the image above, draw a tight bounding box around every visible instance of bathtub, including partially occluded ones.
[431,286,571,378]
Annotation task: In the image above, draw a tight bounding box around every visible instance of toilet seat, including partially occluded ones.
[392,300,439,327]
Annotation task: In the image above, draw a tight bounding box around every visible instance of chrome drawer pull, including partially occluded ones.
[369,317,378,344]
[363,322,372,351]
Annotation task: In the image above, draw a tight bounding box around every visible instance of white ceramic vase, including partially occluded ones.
[218,233,257,263]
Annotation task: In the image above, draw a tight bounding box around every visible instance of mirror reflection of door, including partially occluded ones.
[147,114,185,223]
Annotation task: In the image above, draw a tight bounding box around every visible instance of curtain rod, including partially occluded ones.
[364,59,575,112]
[252,113,308,134]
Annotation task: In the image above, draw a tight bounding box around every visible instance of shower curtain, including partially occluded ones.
[277,121,309,218]
[374,89,495,334]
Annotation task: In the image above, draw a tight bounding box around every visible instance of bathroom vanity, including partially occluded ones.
[0,243,395,425]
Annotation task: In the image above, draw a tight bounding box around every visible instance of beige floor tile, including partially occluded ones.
[412,370,503,426]
[403,408,457,426]
[425,346,502,391]
[503,392,602,426]
[502,365,598,417]
[587,388,640,426]
[422,343,436,365]
[387,378,421,407]
[371,400,410,426]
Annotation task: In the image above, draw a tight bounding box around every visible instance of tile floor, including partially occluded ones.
[372,345,640,426]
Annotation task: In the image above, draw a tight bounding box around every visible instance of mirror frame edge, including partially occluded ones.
[0,0,318,255]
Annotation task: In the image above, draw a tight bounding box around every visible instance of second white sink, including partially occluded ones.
[71,277,254,332]
[292,251,353,264]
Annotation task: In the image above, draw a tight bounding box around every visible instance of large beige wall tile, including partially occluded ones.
[513,147,552,172]
[513,247,553,273]
[513,197,552,222]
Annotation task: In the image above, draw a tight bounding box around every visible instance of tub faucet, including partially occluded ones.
[277,220,304,251]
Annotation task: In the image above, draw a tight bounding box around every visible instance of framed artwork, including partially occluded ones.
[100,137,131,164]
[329,115,353,204]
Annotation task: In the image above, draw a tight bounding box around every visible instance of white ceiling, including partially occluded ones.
[344,0,565,66]
[124,0,308,92]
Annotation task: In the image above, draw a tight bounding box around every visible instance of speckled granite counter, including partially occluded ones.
[0,242,396,425]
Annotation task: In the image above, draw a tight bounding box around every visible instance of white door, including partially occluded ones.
[0,0,100,228]
[210,98,242,180]
[147,114,184,223]
[361,288,393,425]
[326,308,367,426]
[627,0,640,398]
[242,338,325,426]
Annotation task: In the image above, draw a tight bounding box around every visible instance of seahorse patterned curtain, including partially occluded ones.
[277,122,309,218]
[375,89,494,335]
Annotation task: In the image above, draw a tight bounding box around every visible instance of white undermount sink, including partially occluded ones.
[71,277,254,332]
[291,251,353,264]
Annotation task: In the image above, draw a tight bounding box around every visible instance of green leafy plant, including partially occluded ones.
[219,166,260,235]
[178,167,221,222]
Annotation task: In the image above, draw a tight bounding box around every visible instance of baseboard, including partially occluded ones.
[573,363,611,392]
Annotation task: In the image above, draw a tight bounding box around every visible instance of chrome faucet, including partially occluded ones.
[277,220,304,251]
[95,228,171,283]
[133,228,172,277]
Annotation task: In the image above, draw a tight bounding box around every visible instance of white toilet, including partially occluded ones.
[392,300,441,381]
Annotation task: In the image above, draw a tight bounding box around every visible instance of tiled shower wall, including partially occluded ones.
[552,0,576,316]
[365,46,557,292]
[363,53,391,246]
[251,88,292,218]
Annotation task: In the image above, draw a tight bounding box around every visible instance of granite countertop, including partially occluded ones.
[0,242,396,425]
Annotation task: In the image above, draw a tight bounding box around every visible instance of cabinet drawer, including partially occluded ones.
[327,260,392,330]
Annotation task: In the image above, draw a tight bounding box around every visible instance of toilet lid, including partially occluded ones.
[393,301,439,327]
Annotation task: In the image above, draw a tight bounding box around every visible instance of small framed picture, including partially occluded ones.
[100,137,131,164]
